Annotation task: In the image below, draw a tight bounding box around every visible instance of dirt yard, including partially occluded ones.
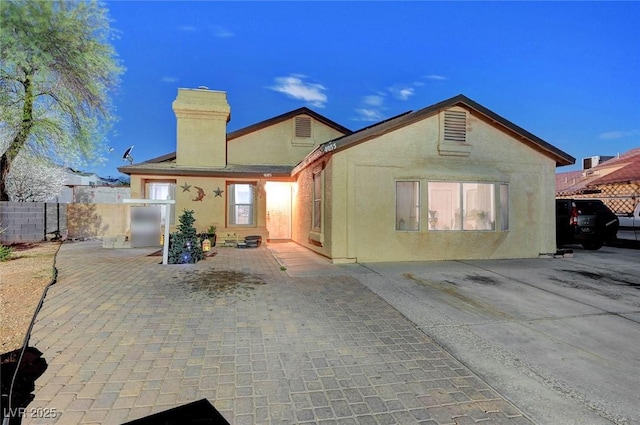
[0,242,61,353]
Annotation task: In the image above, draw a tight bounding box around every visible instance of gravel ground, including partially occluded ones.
[0,242,60,353]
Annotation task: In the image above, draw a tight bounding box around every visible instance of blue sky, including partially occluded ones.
[96,1,639,179]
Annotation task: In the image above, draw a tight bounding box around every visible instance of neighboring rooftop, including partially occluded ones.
[556,147,640,196]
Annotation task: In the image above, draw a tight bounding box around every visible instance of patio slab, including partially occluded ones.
[22,241,532,424]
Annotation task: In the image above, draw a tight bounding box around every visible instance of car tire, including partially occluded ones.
[582,240,603,250]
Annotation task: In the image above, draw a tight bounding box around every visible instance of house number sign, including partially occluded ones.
[323,142,337,153]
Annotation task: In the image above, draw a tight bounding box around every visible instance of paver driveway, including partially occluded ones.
[23,241,532,424]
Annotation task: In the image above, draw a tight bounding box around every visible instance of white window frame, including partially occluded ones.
[144,181,176,225]
[227,182,256,227]
[427,181,507,231]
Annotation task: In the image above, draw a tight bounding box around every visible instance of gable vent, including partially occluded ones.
[443,110,467,143]
[295,116,312,138]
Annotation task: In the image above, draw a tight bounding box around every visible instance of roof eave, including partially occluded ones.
[117,165,293,180]
[439,95,575,166]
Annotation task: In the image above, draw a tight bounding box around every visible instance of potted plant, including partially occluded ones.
[203,225,217,247]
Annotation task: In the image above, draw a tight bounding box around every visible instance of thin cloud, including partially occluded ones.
[355,108,385,122]
[389,85,415,101]
[598,129,640,140]
[425,74,447,81]
[177,25,197,32]
[269,75,328,108]
[354,77,424,121]
[354,94,387,122]
[160,76,179,83]
[210,25,234,38]
[363,95,385,107]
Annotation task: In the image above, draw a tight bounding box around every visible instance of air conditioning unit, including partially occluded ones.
[582,155,614,170]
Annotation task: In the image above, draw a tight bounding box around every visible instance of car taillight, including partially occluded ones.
[569,204,578,225]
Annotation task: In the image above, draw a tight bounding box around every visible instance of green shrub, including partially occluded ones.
[0,245,13,262]
[168,209,204,264]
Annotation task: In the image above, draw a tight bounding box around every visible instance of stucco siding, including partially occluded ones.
[228,116,345,166]
[173,89,230,168]
[123,90,565,262]
[321,109,557,262]
[131,174,270,239]
[68,203,131,239]
[291,161,333,258]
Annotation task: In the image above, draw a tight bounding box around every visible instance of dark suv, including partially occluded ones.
[556,199,619,250]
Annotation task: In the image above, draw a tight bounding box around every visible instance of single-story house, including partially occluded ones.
[119,88,574,262]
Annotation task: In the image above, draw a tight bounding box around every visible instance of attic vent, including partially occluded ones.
[443,110,467,143]
[295,116,312,138]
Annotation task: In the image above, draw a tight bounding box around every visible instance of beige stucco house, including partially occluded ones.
[119,87,574,262]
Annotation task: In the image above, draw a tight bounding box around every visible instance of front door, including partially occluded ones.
[266,182,292,239]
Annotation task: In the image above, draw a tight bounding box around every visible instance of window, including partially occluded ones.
[428,182,460,230]
[145,181,175,225]
[428,182,504,231]
[228,183,255,226]
[396,181,420,231]
[313,172,322,231]
[462,183,495,230]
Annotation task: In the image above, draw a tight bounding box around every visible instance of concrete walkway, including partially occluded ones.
[24,241,532,424]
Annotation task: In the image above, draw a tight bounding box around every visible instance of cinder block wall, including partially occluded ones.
[0,202,68,243]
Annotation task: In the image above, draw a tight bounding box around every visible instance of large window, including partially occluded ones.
[428,182,460,230]
[228,183,255,226]
[313,172,322,231]
[396,181,420,231]
[462,183,495,230]
[428,182,505,231]
[145,181,175,225]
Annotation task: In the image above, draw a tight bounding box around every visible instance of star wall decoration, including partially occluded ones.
[213,187,224,197]
[180,183,192,192]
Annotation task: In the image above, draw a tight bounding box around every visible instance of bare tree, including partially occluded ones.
[0,0,123,200]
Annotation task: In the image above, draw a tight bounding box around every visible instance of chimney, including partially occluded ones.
[173,87,231,167]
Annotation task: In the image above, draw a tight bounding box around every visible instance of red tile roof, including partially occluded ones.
[555,170,584,192]
[588,147,640,185]
[556,147,640,195]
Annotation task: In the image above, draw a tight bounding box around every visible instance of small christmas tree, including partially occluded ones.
[168,209,204,264]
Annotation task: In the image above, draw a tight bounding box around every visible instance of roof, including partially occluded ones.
[121,94,575,178]
[584,147,640,185]
[118,162,293,179]
[293,94,575,175]
[555,170,584,193]
[556,147,640,195]
[227,107,352,140]
[123,107,352,168]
